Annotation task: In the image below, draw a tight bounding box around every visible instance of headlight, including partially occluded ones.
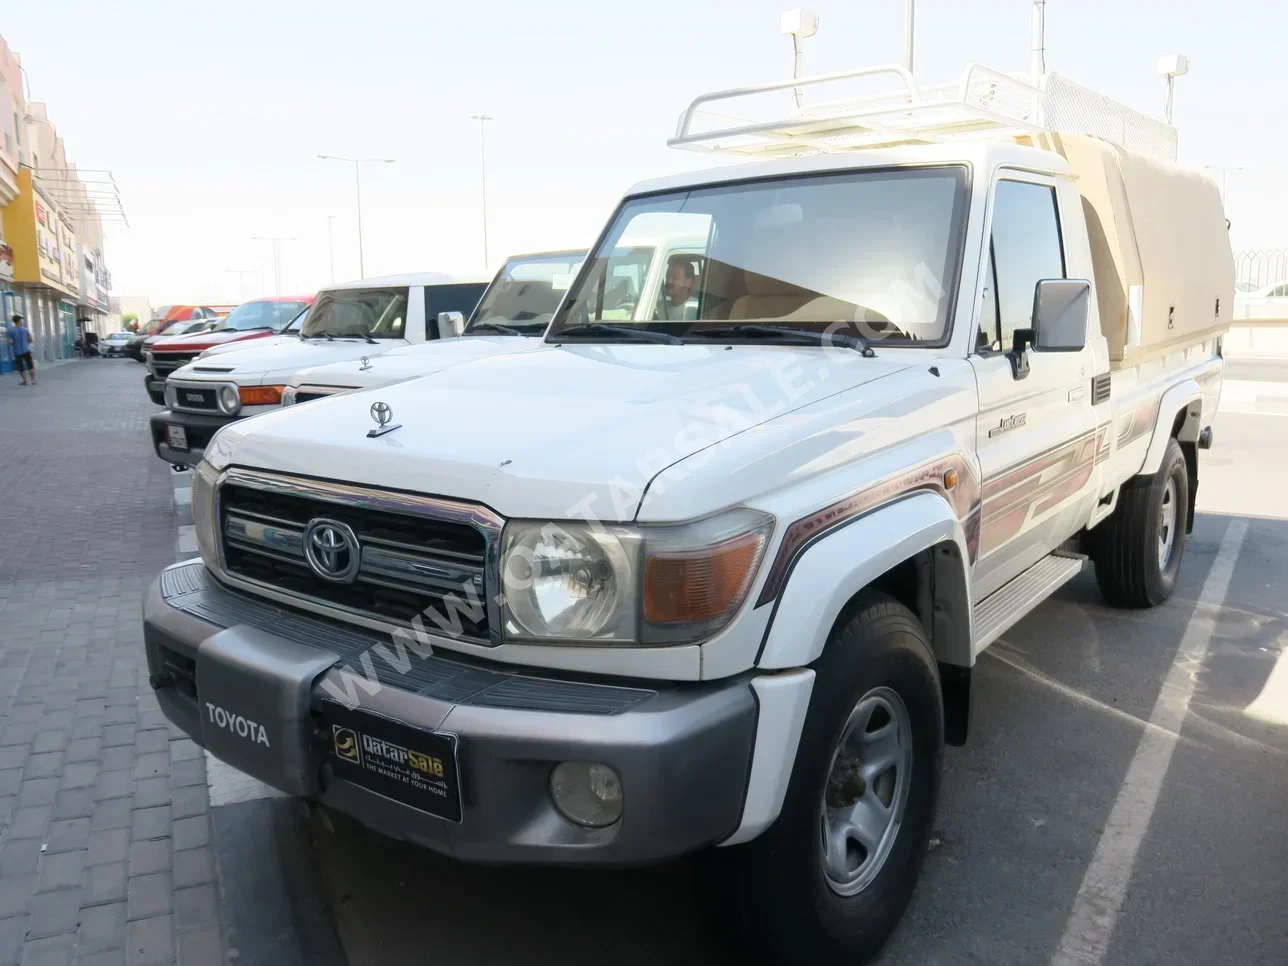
[163,382,177,408]
[218,385,241,414]
[500,508,773,646]
[191,460,221,568]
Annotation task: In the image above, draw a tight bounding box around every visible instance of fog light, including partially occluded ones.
[219,385,240,414]
[550,762,623,828]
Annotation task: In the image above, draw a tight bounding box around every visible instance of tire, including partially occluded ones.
[1093,436,1188,608]
[700,593,943,966]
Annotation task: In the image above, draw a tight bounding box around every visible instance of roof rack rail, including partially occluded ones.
[669,63,1178,162]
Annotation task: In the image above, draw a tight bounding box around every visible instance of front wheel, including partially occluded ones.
[700,593,943,966]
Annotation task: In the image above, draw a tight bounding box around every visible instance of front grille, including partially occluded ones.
[173,385,220,411]
[295,389,342,404]
[152,351,201,377]
[218,475,494,641]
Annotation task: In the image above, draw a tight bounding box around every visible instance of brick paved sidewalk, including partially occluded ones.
[0,361,224,966]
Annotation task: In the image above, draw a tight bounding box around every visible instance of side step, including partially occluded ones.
[973,551,1086,651]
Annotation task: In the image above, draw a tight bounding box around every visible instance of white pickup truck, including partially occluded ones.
[142,66,1232,964]
[150,273,488,468]
[280,250,587,405]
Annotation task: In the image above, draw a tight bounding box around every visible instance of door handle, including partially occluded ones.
[1068,386,1086,402]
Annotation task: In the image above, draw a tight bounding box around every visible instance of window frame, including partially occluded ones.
[975,171,1068,356]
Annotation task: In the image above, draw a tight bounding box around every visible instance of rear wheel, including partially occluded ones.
[1093,436,1189,608]
[701,593,942,966]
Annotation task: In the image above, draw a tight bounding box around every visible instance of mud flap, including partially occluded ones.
[197,625,342,797]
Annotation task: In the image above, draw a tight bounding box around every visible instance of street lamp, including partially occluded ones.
[317,155,395,278]
[779,9,819,107]
[470,115,493,269]
[224,269,258,302]
[324,215,337,283]
[1156,54,1190,126]
[250,237,295,296]
[1204,165,1244,210]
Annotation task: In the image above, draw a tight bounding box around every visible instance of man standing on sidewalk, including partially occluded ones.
[8,312,36,385]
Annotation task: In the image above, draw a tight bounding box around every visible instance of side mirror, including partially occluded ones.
[1031,278,1090,352]
[436,311,465,339]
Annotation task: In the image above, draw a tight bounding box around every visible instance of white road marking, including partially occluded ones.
[177,525,198,554]
[1051,518,1248,966]
[173,486,192,505]
[1245,632,1288,726]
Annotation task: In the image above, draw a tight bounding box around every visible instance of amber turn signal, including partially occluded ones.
[943,468,959,490]
[643,531,766,624]
[239,385,284,406]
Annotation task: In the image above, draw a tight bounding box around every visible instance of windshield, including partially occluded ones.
[219,299,308,332]
[301,287,409,340]
[551,167,969,346]
[465,252,586,335]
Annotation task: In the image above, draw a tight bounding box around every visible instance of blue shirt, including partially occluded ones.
[8,325,31,355]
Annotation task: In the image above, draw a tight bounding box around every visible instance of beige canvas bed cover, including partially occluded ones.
[1047,132,1234,368]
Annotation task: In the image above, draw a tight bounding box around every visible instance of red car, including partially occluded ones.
[144,296,313,405]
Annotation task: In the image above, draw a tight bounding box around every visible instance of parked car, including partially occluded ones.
[124,307,223,361]
[1234,278,1288,320]
[143,296,313,405]
[141,65,1232,965]
[100,332,134,357]
[149,274,488,467]
[281,250,587,404]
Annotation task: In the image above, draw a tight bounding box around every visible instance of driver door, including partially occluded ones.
[970,174,1098,599]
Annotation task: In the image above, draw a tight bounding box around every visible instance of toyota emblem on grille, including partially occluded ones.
[302,519,361,583]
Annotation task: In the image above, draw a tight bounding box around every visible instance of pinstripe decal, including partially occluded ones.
[754,452,982,608]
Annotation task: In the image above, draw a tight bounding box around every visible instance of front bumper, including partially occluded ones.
[149,409,236,469]
[143,561,757,865]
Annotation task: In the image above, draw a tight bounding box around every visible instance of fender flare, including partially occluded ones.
[1140,379,1202,476]
[756,491,975,671]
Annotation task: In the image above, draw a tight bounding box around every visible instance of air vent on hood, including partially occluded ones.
[192,366,235,373]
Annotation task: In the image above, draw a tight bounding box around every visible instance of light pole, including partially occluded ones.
[1156,54,1190,126]
[224,269,257,302]
[470,115,493,269]
[1204,165,1243,209]
[250,237,295,296]
[325,215,337,283]
[317,155,395,278]
[779,10,820,107]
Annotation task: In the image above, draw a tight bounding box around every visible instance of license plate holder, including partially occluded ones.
[323,703,462,823]
[166,424,188,450]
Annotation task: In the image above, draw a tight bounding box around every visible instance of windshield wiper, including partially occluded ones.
[554,322,683,345]
[466,321,524,336]
[336,329,378,344]
[303,331,335,341]
[688,324,876,357]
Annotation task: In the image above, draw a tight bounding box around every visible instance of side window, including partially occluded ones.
[424,283,488,337]
[989,180,1065,351]
[1270,283,1288,298]
[977,242,999,350]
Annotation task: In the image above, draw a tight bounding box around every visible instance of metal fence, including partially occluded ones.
[1234,249,1288,289]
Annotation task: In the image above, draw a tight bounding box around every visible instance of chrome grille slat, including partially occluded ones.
[216,470,501,643]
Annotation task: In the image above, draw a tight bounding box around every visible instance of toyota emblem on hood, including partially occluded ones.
[366,400,402,438]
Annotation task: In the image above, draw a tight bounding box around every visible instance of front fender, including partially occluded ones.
[756,492,975,671]
[1140,379,1202,475]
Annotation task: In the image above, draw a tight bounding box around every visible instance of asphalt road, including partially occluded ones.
[281,373,1287,966]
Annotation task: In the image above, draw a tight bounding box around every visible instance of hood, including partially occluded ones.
[212,344,911,521]
[289,335,544,390]
[199,334,299,358]
[170,338,404,385]
[150,329,276,354]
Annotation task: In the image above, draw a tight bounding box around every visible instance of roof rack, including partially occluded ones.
[669,63,1178,163]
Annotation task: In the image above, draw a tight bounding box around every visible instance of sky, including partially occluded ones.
[5,0,1283,305]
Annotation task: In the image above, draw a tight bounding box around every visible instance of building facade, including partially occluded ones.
[0,33,114,371]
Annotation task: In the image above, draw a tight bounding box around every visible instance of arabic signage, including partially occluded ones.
[0,168,79,297]
[78,245,109,310]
